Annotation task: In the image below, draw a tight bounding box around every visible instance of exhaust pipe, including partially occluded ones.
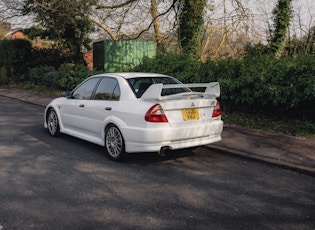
[158,146,169,156]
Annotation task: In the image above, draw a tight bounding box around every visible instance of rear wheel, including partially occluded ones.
[47,109,60,136]
[105,124,125,161]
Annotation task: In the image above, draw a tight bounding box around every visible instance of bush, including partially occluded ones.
[201,55,315,120]
[29,66,57,86]
[0,39,32,83]
[133,52,315,121]
[30,47,72,69]
[0,66,8,85]
[133,52,201,83]
[58,64,95,90]
[29,64,96,90]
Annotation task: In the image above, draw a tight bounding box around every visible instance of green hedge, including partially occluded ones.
[202,55,315,119]
[3,45,314,121]
[0,39,32,83]
[0,39,89,85]
[133,52,201,82]
[133,52,315,120]
[29,64,96,90]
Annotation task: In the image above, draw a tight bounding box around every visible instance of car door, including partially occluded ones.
[82,77,121,138]
[60,77,101,133]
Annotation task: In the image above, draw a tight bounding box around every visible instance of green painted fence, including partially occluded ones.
[93,40,156,72]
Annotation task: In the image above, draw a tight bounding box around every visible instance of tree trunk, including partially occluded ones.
[271,0,292,57]
[178,0,206,59]
[150,0,164,52]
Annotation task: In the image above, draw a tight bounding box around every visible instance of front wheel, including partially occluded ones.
[47,109,60,137]
[105,124,125,161]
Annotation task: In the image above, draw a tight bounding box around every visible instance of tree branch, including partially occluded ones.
[131,0,178,40]
[95,0,137,9]
[89,17,117,40]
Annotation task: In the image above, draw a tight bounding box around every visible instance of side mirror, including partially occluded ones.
[63,91,71,98]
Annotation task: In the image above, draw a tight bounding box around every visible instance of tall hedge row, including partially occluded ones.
[0,38,314,121]
[29,64,97,90]
[134,53,315,120]
[0,39,32,83]
[0,39,84,85]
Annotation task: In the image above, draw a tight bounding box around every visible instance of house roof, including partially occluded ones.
[4,28,24,39]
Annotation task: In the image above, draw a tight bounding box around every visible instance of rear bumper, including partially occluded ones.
[122,120,223,153]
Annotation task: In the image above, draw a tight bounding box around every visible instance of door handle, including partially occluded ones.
[79,104,84,107]
[105,107,112,111]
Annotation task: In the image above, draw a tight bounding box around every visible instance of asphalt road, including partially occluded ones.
[0,96,314,230]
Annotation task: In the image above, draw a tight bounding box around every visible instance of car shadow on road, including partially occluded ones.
[36,126,197,165]
[124,148,197,164]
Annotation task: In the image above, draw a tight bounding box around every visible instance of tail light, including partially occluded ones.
[145,104,168,122]
[212,101,221,118]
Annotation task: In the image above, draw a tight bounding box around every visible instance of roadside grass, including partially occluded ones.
[222,112,315,137]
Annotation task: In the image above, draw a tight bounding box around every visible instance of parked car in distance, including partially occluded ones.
[44,72,223,161]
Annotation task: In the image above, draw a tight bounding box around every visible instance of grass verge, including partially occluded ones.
[222,112,315,137]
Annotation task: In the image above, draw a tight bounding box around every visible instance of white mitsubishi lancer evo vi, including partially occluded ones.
[44,72,223,161]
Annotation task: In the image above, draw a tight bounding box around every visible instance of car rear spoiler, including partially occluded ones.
[141,82,220,100]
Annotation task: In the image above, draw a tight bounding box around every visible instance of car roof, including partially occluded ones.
[93,72,170,79]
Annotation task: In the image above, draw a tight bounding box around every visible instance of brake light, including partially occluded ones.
[145,104,168,122]
[212,101,221,118]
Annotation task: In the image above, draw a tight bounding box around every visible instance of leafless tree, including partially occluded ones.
[202,0,257,58]
[1,0,314,57]
[90,0,178,52]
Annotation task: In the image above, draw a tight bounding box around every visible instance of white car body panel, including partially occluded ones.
[44,73,223,154]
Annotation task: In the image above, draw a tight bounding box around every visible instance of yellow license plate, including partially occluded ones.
[182,108,199,121]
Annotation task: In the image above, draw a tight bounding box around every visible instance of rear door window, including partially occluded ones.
[94,77,121,101]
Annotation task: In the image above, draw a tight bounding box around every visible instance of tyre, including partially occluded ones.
[47,108,60,137]
[105,124,125,161]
